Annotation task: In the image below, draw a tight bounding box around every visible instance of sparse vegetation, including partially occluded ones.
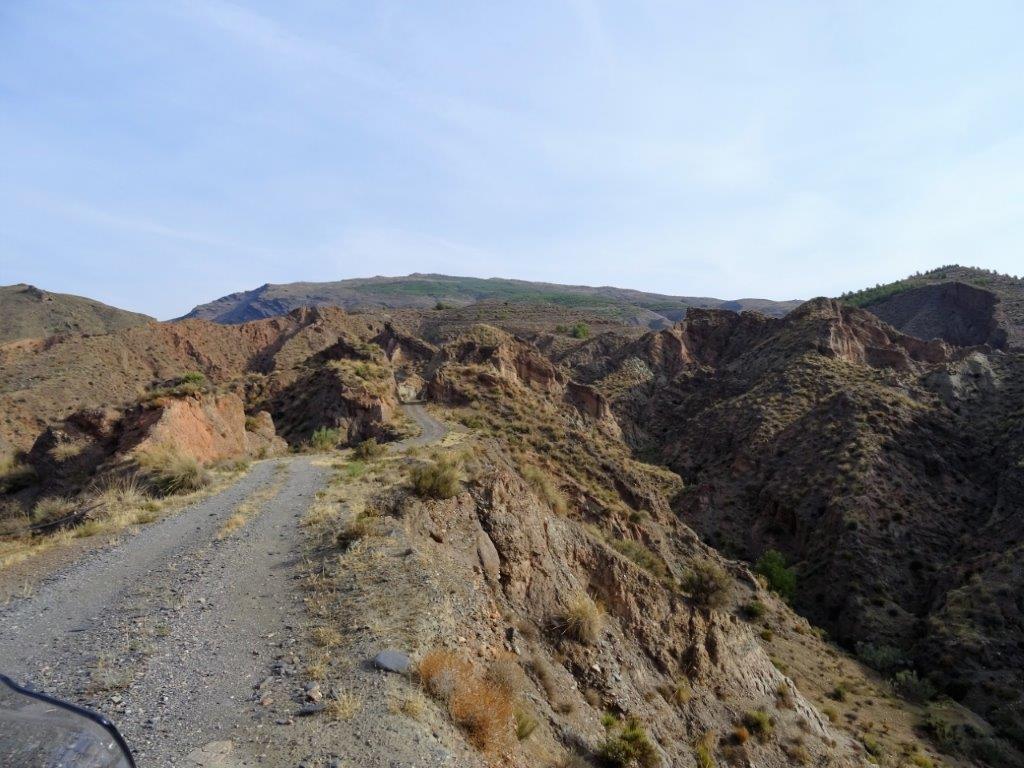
[521,464,567,514]
[309,427,342,451]
[353,437,386,460]
[137,446,211,496]
[742,709,774,742]
[856,642,906,675]
[755,549,796,600]
[891,670,936,703]
[694,731,717,768]
[684,560,732,608]
[31,496,75,524]
[553,593,604,644]
[597,715,659,768]
[411,453,462,499]
[740,600,767,620]
[514,706,538,740]
[0,454,36,493]
[418,650,513,754]
[325,691,360,720]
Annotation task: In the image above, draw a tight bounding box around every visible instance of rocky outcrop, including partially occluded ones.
[118,393,287,463]
[403,461,865,767]
[267,364,398,446]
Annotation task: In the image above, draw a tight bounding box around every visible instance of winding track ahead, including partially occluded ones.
[0,404,450,766]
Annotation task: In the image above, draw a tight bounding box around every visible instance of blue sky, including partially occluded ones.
[2,1,1023,319]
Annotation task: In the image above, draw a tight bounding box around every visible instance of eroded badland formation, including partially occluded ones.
[1,266,1023,768]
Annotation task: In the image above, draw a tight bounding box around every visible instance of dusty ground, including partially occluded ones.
[0,405,455,767]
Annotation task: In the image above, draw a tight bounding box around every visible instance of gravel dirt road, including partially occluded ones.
[0,405,453,767]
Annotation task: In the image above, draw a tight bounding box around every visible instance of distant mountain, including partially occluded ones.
[841,265,1024,349]
[0,283,153,344]
[180,274,803,328]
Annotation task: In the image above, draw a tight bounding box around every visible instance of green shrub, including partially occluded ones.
[597,716,659,767]
[611,538,668,580]
[309,427,342,451]
[514,707,538,740]
[180,371,206,385]
[861,734,884,757]
[892,670,936,703]
[755,550,796,600]
[353,437,386,460]
[570,323,590,339]
[411,454,462,499]
[684,560,732,608]
[740,600,767,620]
[856,642,906,675]
[742,709,773,742]
[693,732,716,768]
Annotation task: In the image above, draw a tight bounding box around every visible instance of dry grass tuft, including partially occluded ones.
[31,496,76,524]
[138,445,211,496]
[521,464,567,514]
[410,453,463,499]
[50,441,85,461]
[418,649,514,753]
[325,691,360,720]
[311,626,343,648]
[553,593,604,644]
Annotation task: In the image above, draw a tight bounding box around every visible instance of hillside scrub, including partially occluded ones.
[553,594,604,644]
[411,453,462,499]
[137,446,211,496]
[309,427,342,452]
[684,560,732,608]
[755,550,796,600]
[417,650,513,754]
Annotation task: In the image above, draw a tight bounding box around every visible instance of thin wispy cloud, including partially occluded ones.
[2,1,1024,317]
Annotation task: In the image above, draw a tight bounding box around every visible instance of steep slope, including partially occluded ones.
[181,273,802,327]
[584,299,1024,760]
[841,265,1024,349]
[0,283,153,343]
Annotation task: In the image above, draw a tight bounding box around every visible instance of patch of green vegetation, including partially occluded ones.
[740,600,767,620]
[597,716,659,768]
[310,427,342,451]
[755,549,796,600]
[353,437,386,460]
[855,642,906,675]
[610,537,668,580]
[570,322,590,339]
[742,709,774,742]
[411,453,462,499]
[892,670,936,703]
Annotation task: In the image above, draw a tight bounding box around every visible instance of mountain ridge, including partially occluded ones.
[180,273,804,327]
[0,283,153,344]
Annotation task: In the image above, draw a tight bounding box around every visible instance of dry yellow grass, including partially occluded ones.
[325,691,361,720]
[418,649,514,754]
[215,465,285,539]
[554,593,604,644]
[1,463,250,571]
[310,625,343,648]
